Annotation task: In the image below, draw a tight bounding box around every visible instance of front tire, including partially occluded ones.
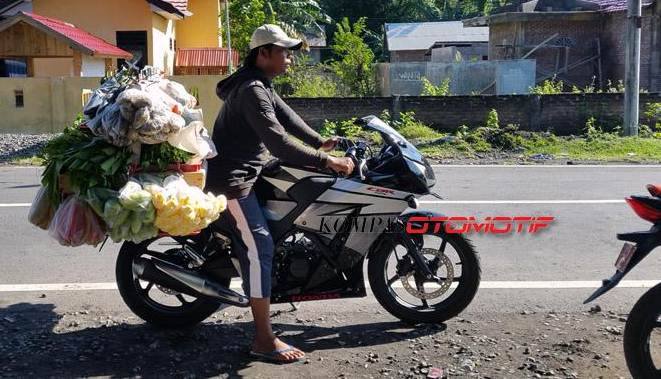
[368,230,480,324]
[624,283,661,378]
[116,238,226,328]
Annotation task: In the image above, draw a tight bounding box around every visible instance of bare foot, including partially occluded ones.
[251,337,305,362]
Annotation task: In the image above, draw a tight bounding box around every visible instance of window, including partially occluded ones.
[15,90,24,108]
[170,38,173,51]
[116,31,148,69]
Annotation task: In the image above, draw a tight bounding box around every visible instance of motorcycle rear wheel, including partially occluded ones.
[116,237,227,328]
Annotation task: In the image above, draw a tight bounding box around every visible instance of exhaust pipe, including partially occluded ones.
[133,257,249,307]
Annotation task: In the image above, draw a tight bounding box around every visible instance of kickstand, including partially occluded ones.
[289,302,301,312]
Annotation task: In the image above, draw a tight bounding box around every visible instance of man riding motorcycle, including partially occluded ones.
[206,24,355,363]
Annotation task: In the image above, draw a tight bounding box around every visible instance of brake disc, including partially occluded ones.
[400,248,454,300]
[155,284,180,296]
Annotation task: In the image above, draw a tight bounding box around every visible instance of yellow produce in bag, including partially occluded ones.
[145,175,226,236]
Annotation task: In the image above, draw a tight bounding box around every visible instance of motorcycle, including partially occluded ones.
[115,115,481,328]
[584,184,661,378]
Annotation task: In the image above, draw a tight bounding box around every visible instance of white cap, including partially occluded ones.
[249,24,303,50]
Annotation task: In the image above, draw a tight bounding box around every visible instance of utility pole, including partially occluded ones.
[623,0,641,136]
[224,0,234,74]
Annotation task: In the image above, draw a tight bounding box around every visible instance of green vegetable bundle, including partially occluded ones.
[42,120,133,206]
[86,185,159,243]
[139,143,194,170]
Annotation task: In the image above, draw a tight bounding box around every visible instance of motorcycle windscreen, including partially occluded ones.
[362,116,426,164]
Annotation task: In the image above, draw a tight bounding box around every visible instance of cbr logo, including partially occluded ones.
[367,186,395,195]
[290,293,341,301]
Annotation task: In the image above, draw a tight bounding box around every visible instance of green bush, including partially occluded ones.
[421,77,450,96]
[391,111,442,140]
[530,78,564,95]
[485,108,499,129]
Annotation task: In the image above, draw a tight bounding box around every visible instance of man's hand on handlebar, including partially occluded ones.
[320,136,341,152]
[325,156,355,176]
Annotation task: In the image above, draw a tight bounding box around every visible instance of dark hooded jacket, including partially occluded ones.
[206,67,329,199]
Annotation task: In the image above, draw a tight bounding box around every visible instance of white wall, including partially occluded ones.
[82,56,106,77]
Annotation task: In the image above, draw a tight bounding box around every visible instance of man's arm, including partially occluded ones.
[273,93,325,149]
[241,84,328,168]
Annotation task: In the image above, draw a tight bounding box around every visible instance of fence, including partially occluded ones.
[377,59,537,96]
[1,76,659,135]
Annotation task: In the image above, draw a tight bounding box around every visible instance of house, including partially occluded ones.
[464,0,661,91]
[1,0,236,76]
[0,12,132,77]
[385,21,489,62]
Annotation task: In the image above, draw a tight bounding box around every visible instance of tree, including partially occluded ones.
[319,0,443,60]
[226,0,272,55]
[330,17,375,97]
[225,0,331,56]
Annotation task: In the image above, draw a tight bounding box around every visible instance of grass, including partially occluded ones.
[418,135,661,162]
[8,156,45,166]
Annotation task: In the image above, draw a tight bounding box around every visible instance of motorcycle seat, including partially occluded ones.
[647,184,661,198]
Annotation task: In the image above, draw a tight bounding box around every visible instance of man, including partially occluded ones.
[206,24,355,363]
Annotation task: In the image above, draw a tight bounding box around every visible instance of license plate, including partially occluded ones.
[615,243,636,272]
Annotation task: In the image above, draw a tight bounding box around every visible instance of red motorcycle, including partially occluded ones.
[585,184,661,378]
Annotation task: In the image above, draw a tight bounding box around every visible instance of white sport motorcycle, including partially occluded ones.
[115,116,481,327]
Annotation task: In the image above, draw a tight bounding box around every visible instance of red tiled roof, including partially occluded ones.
[1,12,132,58]
[163,0,188,13]
[175,48,241,68]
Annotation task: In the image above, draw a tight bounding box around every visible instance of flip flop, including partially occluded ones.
[249,345,303,363]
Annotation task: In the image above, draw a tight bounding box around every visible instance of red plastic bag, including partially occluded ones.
[48,196,106,247]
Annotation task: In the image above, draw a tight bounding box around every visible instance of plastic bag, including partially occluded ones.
[117,88,152,122]
[182,107,203,124]
[48,196,106,247]
[167,121,217,162]
[94,103,132,146]
[28,186,55,230]
[159,80,197,108]
[83,77,122,119]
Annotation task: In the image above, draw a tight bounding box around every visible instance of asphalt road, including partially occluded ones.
[2,164,660,378]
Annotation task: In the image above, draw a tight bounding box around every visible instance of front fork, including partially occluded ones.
[391,220,437,280]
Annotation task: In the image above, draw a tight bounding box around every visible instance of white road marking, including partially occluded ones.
[430,164,661,168]
[0,200,627,208]
[419,200,626,204]
[1,280,658,293]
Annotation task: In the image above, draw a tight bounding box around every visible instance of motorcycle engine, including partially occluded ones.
[273,232,324,290]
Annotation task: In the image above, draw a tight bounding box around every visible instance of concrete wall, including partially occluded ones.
[2,75,658,136]
[0,75,225,134]
[285,93,661,135]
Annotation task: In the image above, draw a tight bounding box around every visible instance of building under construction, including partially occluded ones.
[465,0,660,92]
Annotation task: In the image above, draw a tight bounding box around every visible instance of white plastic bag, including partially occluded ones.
[159,80,197,108]
[167,121,217,162]
[28,186,54,230]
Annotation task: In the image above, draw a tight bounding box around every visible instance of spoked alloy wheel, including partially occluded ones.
[368,231,480,324]
[116,236,226,328]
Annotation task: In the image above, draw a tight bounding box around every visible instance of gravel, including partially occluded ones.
[0,133,56,163]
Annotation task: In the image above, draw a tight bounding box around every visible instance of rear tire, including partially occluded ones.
[368,231,480,324]
[116,240,226,329]
[624,283,661,378]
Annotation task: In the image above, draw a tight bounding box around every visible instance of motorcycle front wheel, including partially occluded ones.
[368,229,480,324]
[624,282,661,378]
